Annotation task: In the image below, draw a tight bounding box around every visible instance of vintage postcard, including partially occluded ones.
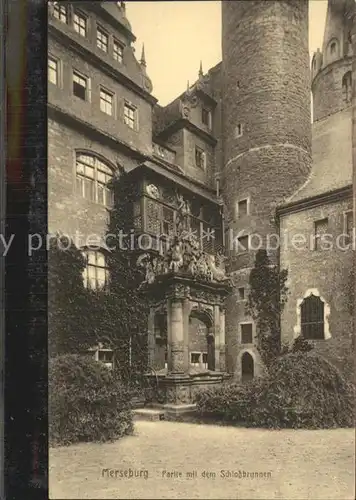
[47,1,356,499]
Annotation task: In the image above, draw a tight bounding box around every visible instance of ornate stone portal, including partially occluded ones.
[137,194,232,414]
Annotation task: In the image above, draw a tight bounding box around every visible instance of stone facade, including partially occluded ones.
[48,1,355,386]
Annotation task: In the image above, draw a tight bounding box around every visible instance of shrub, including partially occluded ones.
[49,354,134,446]
[195,353,355,429]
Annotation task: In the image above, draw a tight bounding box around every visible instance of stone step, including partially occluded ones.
[133,408,165,421]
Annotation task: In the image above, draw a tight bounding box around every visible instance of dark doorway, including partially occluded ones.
[207,334,215,371]
[241,352,254,382]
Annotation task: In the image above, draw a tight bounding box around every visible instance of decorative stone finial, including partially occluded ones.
[199,60,203,78]
[140,44,146,67]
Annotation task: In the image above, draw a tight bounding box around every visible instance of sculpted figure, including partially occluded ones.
[168,237,184,273]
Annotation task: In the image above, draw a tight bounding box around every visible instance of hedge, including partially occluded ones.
[195,352,355,429]
[49,354,134,446]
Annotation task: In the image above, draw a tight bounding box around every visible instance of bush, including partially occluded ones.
[49,354,134,446]
[195,352,355,429]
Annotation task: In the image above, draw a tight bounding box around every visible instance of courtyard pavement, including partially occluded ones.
[49,420,355,499]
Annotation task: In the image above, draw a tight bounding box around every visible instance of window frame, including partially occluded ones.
[300,294,325,340]
[195,146,206,170]
[73,10,88,38]
[201,108,212,128]
[237,234,249,253]
[75,153,114,208]
[53,3,68,24]
[235,124,243,138]
[99,87,115,117]
[113,38,124,63]
[236,198,249,219]
[240,322,253,345]
[124,101,137,130]
[313,218,329,251]
[237,287,246,301]
[72,69,90,101]
[82,249,110,292]
[96,25,109,53]
[48,55,60,86]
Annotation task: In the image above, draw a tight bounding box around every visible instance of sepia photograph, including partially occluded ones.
[47,1,355,499]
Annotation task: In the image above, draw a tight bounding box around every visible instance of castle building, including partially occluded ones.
[48,1,355,384]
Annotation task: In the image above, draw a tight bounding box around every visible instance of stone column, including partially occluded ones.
[168,299,185,373]
[182,299,190,372]
[214,305,220,370]
[219,307,226,371]
[147,308,156,368]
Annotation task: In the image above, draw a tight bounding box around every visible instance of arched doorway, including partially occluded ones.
[241,352,254,382]
[189,310,214,371]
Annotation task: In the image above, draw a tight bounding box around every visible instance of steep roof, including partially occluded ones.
[287,107,352,203]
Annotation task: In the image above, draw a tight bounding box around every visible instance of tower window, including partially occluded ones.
[74,12,87,37]
[314,218,328,250]
[72,71,88,101]
[342,72,352,104]
[300,294,324,340]
[202,108,211,128]
[241,323,253,344]
[97,27,108,53]
[330,42,336,55]
[124,103,137,129]
[237,199,248,218]
[100,88,114,116]
[53,3,68,24]
[82,250,109,291]
[195,146,206,169]
[113,39,124,63]
[238,287,245,300]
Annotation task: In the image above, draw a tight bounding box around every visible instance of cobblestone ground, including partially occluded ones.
[49,421,355,499]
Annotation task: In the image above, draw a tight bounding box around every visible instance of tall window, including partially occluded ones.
[202,108,211,128]
[195,146,206,169]
[100,88,114,116]
[76,153,114,207]
[48,56,58,85]
[74,12,87,37]
[124,103,136,129]
[241,323,253,344]
[53,3,68,23]
[235,124,243,137]
[113,39,124,63]
[314,218,328,250]
[237,199,248,218]
[344,211,353,244]
[83,250,109,291]
[300,294,324,340]
[97,27,108,53]
[73,71,88,100]
[342,72,352,104]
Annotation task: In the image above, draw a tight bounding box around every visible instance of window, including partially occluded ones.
[300,293,324,340]
[241,324,253,344]
[100,88,114,116]
[342,72,352,104]
[202,353,208,369]
[195,146,206,169]
[314,218,328,250]
[83,250,109,291]
[53,3,68,23]
[48,56,58,85]
[124,103,136,129]
[73,71,88,100]
[113,39,124,63]
[330,42,336,55]
[202,108,211,128]
[190,352,201,367]
[238,287,245,301]
[235,124,243,137]
[237,235,249,253]
[74,12,87,37]
[76,153,114,207]
[98,350,113,364]
[97,27,108,52]
[237,199,248,218]
[344,211,353,244]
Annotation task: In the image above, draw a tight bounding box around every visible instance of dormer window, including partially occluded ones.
[97,26,108,53]
[113,39,124,63]
[74,11,87,38]
[53,3,68,24]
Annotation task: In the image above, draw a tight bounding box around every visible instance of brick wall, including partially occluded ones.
[280,196,353,378]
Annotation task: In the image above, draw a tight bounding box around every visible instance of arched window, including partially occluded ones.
[82,249,109,290]
[76,153,114,207]
[241,352,254,382]
[342,72,352,104]
[330,41,336,55]
[300,293,324,340]
[327,38,339,63]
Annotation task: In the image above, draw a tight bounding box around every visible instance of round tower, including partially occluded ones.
[311,0,354,121]
[221,0,312,376]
